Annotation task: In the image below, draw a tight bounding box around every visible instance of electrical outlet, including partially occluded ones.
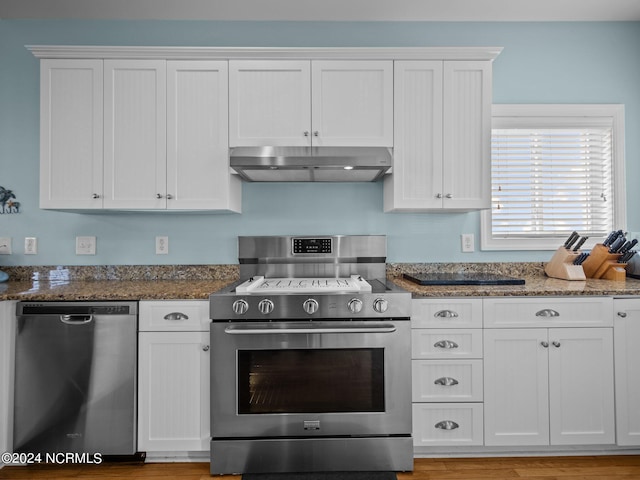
[461,233,475,253]
[76,236,96,255]
[0,237,11,255]
[156,236,169,255]
[24,237,38,255]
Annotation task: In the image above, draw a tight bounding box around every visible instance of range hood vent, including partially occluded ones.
[229,146,393,182]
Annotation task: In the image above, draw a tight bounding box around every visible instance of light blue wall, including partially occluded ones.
[1,20,639,266]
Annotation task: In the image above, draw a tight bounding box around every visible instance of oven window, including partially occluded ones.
[237,349,385,414]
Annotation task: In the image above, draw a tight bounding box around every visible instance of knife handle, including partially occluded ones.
[573,236,588,252]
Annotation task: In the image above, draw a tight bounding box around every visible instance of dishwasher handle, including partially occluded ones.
[60,314,93,325]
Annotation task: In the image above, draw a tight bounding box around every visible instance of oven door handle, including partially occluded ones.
[224,323,397,335]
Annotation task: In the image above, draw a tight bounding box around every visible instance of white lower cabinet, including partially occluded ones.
[411,299,483,446]
[0,301,16,460]
[613,298,640,446]
[138,301,210,453]
[483,297,615,447]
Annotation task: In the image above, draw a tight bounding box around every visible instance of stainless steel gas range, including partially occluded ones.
[209,235,413,475]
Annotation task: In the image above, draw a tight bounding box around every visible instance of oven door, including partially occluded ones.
[210,320,411,439]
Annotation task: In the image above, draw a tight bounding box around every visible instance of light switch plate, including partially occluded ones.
[76,236,96,255]
[0,237,11,255]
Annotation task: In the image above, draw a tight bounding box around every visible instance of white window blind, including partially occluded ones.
[481,105,626,251]
[491,127,613,237]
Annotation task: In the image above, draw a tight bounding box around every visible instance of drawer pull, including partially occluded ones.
[540,341,549,348]
[434,309,459,318]
[435,420,459,430]
[434,377,459,386]
[164,312,189,321]
[434,340,459,349]
[618,312,627,318]
[535,309,560,317]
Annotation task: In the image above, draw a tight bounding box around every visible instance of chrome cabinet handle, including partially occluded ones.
[435,420,459,430]
[436,193,443,199]
[445,193,453,199]
[618,312,627,318]
[92,193,100,199]
[164,312,189,321]
[552,341,561,348]
[434,377,459,386]
[166,194,173,200]
[202,345,210,352]
[303,131,309,137]
[156,193,163,199]
[540,341,549,348]
[535,309,560,317]
[313,131,319,137]
[434,310,459,318]
[434,340,459,349]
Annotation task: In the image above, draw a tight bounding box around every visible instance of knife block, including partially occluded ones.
[544,246,586,281]
[581,243,626,280]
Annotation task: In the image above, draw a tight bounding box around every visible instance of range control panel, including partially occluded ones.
[292,238,332,254]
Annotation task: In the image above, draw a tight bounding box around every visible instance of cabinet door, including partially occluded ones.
[229,60,311,147]
[483,329,549,446]
[384,61,443,211]
[0,301,16,458]
[614,299,640,445]
[40,59,103,209]
[311,60,393,147]
[104,60,167,209]
[167,61,240,212]
[442,61,492,209]
[138,332,210,451]
[548,328,615,445]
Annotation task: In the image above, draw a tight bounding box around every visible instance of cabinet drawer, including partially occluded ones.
[412,360,483,402]
[483,297,613,328]
[412,403,483,446]
[139,300,210,331]
[412,329,482,359]
[412,298,482,328]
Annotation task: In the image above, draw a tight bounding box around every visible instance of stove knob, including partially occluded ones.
[303,298,319,315]
[373,298,389,314]
[232,299,249,315]
[348,298,363,314]
[258,299,274,315]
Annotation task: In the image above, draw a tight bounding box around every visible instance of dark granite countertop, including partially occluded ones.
[1,263,639,301]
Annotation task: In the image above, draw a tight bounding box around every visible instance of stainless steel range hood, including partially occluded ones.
[229,146,393,182]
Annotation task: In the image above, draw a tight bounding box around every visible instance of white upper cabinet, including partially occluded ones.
[311,61,393,147]
[229,60,311,147]
[104,59,167,209]
[229,60,393,147]
[40,58,240,212]
[385,60,492,211]
[167,61,240,211]
[40,59,104,209]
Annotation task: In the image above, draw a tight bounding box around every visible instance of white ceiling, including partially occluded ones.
[1,0,640,22]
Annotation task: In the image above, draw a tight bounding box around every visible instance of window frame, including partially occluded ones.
[481,104,626,251]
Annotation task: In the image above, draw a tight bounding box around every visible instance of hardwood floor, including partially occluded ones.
[1,456,640,479]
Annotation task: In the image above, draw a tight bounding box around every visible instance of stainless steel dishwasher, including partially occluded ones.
[13,301,137,455]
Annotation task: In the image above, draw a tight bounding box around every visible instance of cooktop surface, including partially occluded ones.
[403,272,525,286]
